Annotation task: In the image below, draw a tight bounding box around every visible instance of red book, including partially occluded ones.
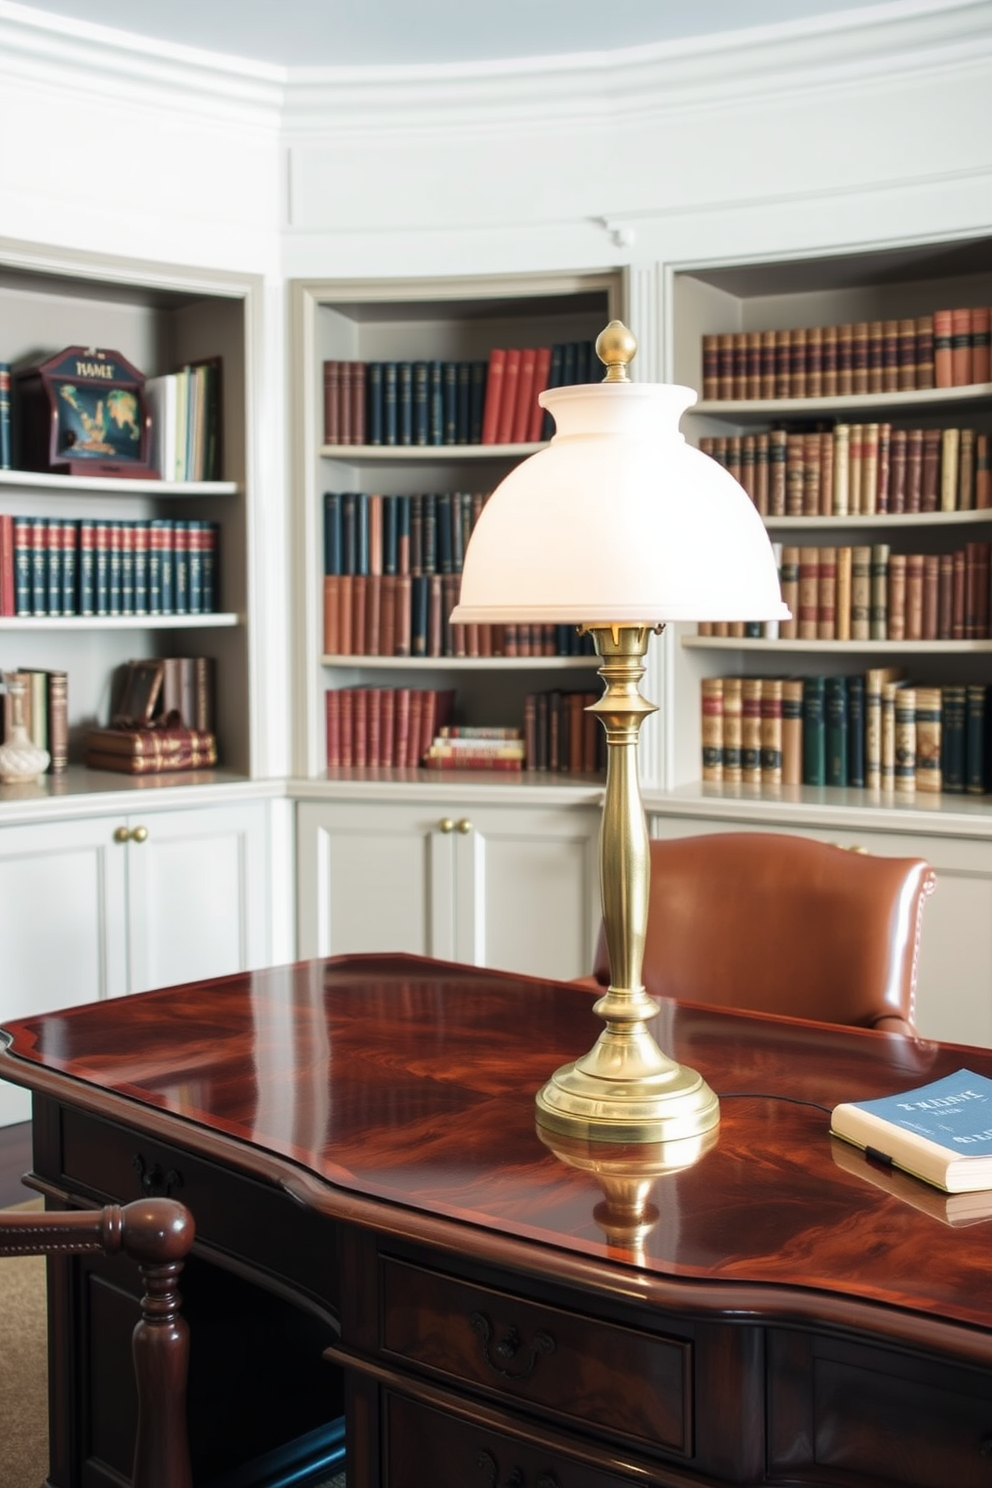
[352,687,369,766]
[379,574,397,658]
[0,512,13,616]
[378,687,395,767]
[922,554,939,641]
[405,690,424,767]
[951,308,973,386]
[351,575,368,655]
[322,574,340,656]
[527,347,553,442]
[337,574,354,655]
[366,687,381,767]
[393,687,411,768]
[339,687,355,767]
[394,573,412,658]
[933,309,953,388]
[325,689,341,768]
[479,349,506,445]
[888,428,907,515]
[511,347,537,444]
[494,350,521,445]
[905,428,923,514]
[972,306,991,384]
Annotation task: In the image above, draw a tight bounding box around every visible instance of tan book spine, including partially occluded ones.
[860,423,879,516]
[881,681,899,792]
[941,427,961,511]
[722,677,743,782]
[821,324,838,397]
[760,329,777,399]
[803,432,821,516]
[760,677,783,786]
[819,430,834,518]
[781,678,804,787]
[905,427,924,514]
[870,543,890,640]
[882,319,900,393]
[852,322,870,394]
[746,330,762,400]
[897,317,917,391]
[904,552,924,641]
[835,546,852,641]
[875,422,891,513]
[774,329,791,398]
[701,335,719,401]
[922,553,940,641]
[886,553,907,641]
[733,333,749,400]
[789,327,808,399]
[916,313,935,389]
[914,685,942,794]
[717,334,734,400]
[817,546,837,640]
[832,424,850,515]
[806,325,823,398]
[740,434,757,505]
[741,678,763,784]
[700,676,724,782]
[933,309,953,387]
[785,435,804,516]
[951,307,973,386]
[972,305,991,384]
[768,429,787,516]
[798,547,820,639]
[958,427,976,510]
[848,423,864,515]
[836,323,854,396]
[850,545,872,641]
[867,319,885,393]
[779,545,800,640]
[726,434,743,486]
[865,666,905,790]
[754,432,770,516]
[894,683,916,794]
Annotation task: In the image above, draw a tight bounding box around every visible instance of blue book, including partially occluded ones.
[324,492,342,575]
[456,362,471,444]
[831,1069,992,1193]
[367,363,384,445]
[428,360,444,446]
[443,362,458,445]
[0,362,11,470]
[410,574,429,657]
[421,494,437,575]
[13,518,31,616]
[966,684,987,794]
[942,683,966,792]
[77,520,95,616]
[121,522,136,615]
[436,493,453,574]
[31,518,47,616]
[846,675,865,787]
[62,520,78,616]
[188,520,204,614]
[383,363,398,446]
[172,521,189,616]
[824,676,848,787]
[469,361,486,444]
[47,519,62,617]
[802,676,826,785]
[382,494,398,577]
[155,520,175,614]
[397,362,413,446]
[201,523,219,612]
[354,493,370,577]
[133,521,149,615]
[412,362,429,446]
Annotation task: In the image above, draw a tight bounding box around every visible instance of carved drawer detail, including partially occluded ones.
[379,1257,691,1455]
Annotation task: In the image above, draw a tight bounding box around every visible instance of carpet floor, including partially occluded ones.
[0,1198,48,1488]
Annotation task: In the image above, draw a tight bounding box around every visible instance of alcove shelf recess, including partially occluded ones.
[0,246,257,797]
[670,233,992,814]
[292,269,624,784]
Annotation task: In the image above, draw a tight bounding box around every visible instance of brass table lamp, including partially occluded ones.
[451,322,789,1143]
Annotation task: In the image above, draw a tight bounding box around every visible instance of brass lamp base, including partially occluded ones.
[534,622,721,1146]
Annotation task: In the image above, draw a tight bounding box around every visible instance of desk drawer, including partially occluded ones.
[769,1331,992,1488]
[41,1102,338,1311]
[383,1390,669,1488]
[380,1257,691,1456]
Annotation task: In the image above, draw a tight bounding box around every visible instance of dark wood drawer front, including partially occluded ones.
[384,1391,668,1488]
[380,1257,691,1456]
[769,1331,992,1488]
[49,1104,338,1311]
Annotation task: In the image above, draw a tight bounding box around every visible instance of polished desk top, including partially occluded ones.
[2,953,991,1363]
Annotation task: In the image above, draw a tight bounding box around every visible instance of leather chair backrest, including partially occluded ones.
[591,832,936,1034]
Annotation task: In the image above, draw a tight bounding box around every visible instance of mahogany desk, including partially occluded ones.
[2,953,992,1488]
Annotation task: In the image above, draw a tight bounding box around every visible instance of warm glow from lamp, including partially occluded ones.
[451,322,790,1144]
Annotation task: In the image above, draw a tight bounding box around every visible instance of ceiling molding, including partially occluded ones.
[0,0,988,137]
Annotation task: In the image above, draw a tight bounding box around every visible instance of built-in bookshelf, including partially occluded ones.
[0,247,256,784]
[670,234,992,809]
[291,271,623,781]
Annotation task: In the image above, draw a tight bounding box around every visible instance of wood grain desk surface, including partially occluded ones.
[2,952,991,1358]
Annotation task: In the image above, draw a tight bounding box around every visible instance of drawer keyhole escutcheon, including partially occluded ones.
[470,1311,556,1382]
[133,1153,185,1199]
[477,1449,559,1488]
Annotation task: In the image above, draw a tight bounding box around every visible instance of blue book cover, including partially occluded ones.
[846,674,865,787]
[133,520,149,615]
[77,520,95,616]
[173,522,189,616]
[832,1069,992,1192]
[366,363,384,445]
[324,492,342,576]
[802,675,826,785]
[824,675,848,786]
[383,363,398,446]
[120,522,136,616]
[443,362,458,445]
[942,683,966,792]
[0,363,11,470]
[456,362,471,444]
[13,518,32,616]
[412,362,429,446]
[469,361,486,444]
[428,360,444,446]
[31,518,48,616]
[188,520,204,614]
[62,520,78,616]
[397,361,413,446]
[46,520,62,617]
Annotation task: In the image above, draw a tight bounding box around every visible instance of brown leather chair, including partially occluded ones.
[0,1197,194,1488]
[589,832,936,1035]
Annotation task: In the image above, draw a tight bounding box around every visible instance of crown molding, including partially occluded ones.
[0,0,988,137]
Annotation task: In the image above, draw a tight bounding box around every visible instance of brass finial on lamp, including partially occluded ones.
[451,321,789,1144]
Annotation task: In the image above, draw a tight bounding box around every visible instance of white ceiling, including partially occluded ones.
[15,0,905,68]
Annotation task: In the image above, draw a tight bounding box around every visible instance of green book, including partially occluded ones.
[846,675,865,788]
[802,675,826,786]
[966,684,987,794]
[942,683,966,793]
[824,676,848,787]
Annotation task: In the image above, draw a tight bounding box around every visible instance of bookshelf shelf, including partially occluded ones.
[319,443,545,463]
[764,509,992,532]
[693,381,992,423]
[0,470,240,497]
[321,653,598,670]
[682,635,992,655]
[0,613,240,632]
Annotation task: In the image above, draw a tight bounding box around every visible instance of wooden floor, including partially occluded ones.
[0,1123,33,1208]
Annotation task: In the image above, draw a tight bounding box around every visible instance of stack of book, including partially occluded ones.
[700,306,991,400]
[144,357,222,481]
[0,514,219,618]
[423,726,525,772]
[322,489,595,661]
[523,690,605,774]
[701,671,991,794]
[324,686,455,769]
[700,541,992,643]
[321,340,597,448]
[699,425,990,517]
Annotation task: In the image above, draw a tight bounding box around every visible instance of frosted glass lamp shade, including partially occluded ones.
[451,382,789,626]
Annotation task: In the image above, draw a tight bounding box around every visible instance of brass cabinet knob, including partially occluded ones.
[457,819,472,834]
[439,818,454,833]
[113,825,130,844]
[132,826,149,844]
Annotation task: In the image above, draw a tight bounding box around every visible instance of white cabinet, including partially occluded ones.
[0,796,271,1123]
[296,794,601,981]
[647,802,992,1050]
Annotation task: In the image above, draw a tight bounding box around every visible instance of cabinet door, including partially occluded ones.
[124,801,270,994]
[0,816,127,1124]
[451,803,601,980]
[296,801,456,961]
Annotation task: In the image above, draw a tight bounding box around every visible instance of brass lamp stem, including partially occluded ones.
[535,624,720,1143]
